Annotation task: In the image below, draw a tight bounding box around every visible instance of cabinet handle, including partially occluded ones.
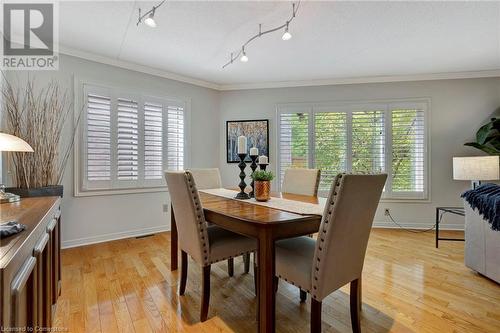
[46,218,57,232]
[10,256,36,325]
[33,233,49,255]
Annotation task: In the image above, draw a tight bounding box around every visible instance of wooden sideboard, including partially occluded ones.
[0,196,62,331]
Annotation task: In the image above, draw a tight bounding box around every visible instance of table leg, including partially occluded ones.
[258,228,276,333]
[170,204,178,271]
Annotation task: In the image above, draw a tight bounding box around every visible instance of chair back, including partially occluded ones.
[188,168,222,190]
[282,168,321,196]
[165,171,209,266]
[311,173,387,301]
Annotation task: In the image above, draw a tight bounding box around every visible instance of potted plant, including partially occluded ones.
[251,170,274,202]
[1,76,81,197]
[465,117,500,155]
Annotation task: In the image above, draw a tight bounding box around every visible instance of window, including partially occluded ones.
[278,100,428,199]
[78,84,186,194]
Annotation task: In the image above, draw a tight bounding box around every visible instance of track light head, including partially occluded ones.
[240,47,249,62]
[282,23,292,40]
[144,11,156,28]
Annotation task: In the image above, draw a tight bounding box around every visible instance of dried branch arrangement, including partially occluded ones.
[2,75,82,188]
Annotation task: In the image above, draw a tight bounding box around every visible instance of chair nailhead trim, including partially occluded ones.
[311,173,346,299]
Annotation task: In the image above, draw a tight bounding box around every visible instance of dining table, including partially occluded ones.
[169,190,323,333]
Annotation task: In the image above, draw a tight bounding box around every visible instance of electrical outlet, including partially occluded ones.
[384,208,390,216]
[163,204,169,213]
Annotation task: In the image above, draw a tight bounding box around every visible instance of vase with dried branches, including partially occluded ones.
[1,75,82,197]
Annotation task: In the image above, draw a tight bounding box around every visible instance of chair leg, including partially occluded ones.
[350,278,361,333]
[310,298,322,333]
[243,252,250,274]
[200,265,211,322]
[227,258,234,277]
[179,251,188,295]
[300,289,307,302]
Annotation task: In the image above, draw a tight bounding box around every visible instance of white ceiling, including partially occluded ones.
[59,1,500,87]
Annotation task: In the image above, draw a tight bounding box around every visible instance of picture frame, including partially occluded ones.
[226,119,269,163]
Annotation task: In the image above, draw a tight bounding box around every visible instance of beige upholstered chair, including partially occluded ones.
[275,173,387,333]
[165,171,257,322]
[282,168,321,196]
[188,168,222,190]
[188,167,250,276]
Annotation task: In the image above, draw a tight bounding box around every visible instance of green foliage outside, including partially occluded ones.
[286,110,422,192]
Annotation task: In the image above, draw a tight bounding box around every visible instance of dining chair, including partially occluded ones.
[275,173,387,333]
[165,171,258,322]
[188,167,251,276]
[188,168,222,189]
[282,168,321,196]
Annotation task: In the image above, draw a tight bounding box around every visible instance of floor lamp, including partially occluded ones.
[0,133,34,203]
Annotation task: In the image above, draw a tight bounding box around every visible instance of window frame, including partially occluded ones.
[276,98,431,202]
[74,78,191,197]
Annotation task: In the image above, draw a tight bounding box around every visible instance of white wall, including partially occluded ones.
[3,54,220,248]
[219,78,500,229]
[3,57,499,244]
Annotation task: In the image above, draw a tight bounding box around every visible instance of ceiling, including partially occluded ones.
[59,1,500,88]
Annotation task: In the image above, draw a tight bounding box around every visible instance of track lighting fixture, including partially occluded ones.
[144,10,157,28]
[137,0,166,28]
[222,1,300,69]
[282,22,292,41]
[240,47,249,62]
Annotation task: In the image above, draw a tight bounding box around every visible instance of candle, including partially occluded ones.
[258,155,268,164]
[250,147,259,156]
[238,136,247,154]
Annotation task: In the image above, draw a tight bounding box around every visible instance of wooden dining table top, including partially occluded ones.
[198,190,322,225]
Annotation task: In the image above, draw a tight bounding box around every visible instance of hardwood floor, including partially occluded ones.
[53,229,500,333]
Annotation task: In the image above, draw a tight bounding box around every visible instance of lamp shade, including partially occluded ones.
[453,156,500,180]
[0,133,34,152]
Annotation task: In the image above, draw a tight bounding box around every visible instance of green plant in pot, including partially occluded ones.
[251,170,274,202]
[1,76,82,197]
[465,117,500,155]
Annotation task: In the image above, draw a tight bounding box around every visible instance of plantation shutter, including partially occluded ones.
[116,98,139,181]
[314,111,348,191]
[351,110,385,174]
[278,110,310,186]
[390,107,425,195]
[144,101,163,180]
[166,104,184,171]
[81,84,187,193]
[277,100,428,200]
[86,92,112,183]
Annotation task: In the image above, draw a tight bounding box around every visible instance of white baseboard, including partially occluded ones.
[62,225,170,249]
[62,220,464,249]
[373,220,464,231]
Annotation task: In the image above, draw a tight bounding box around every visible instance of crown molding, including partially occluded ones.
[218,70,500,91]
[59,46,221,90]
[58,46,499,91]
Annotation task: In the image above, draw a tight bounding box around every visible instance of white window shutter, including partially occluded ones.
[278,111,310,186]
[314,111,348,191]
[86,93,112,182]
[116,98,139,181]
[390,108,425,194]
[144,101,163,180]
[351,110,385,173]
[167,105,184,171]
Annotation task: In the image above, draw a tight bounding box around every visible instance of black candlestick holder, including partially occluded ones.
[235,153,250,200]
[259,164,268,171]
[249,155,258,198]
